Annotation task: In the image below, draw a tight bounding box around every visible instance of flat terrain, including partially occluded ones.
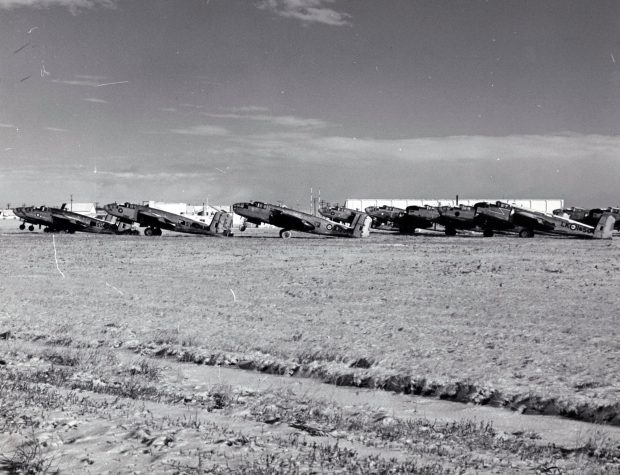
[1,222,619,472]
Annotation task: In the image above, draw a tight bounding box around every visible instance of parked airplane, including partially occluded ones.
[364,205,406,228]
[50,207,138,234]
[474,201,615,239]
[398,205,439,234]
[233,201,371,238]
[103,202,233,236]
[318,204,357,224]
[13,205,60,232]
[553,206,620,231]
[435,205,482,236]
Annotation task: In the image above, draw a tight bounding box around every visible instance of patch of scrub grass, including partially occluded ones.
[0,433,59,475]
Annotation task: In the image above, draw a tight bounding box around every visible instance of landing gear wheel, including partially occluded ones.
[482,229,494,237]
[132,230,140,236]
[445,227,457,236]
[144,227,154,236]
[153,228,162,236]
[279,229,292,239]
[28,225,34,231]
[239,224,247,232]
[19,223,25,230]
[519,229,534,238]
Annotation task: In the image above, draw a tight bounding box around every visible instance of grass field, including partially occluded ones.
[1,225,619,472]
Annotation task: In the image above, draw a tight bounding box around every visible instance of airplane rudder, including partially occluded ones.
[593,214,615,239]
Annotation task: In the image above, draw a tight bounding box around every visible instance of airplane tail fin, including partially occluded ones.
[209,211,234,235]
[350,212,372,238]
[593,213,615,239]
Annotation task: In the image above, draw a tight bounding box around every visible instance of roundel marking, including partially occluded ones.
[36,213,40,217]
[326,224,333,230]
[118,207,124,214]
[570,224,576,230]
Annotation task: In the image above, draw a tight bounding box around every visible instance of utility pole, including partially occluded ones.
[70,194,73,211]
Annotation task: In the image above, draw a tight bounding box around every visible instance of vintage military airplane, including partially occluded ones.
[50,207,138,234]
[13,204,137,234]
[435,205,481,236]
[474,201,615,239]
[13,205,61,232]
[398,205,439,234]
[553,206,620,232]
[233,201,372,238]
[364,205,406,228]
[318,204,357,224]
[103,202,233,236]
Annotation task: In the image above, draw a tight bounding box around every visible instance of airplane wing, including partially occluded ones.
[513,209,556,230]
[136,209,177,229]
[270,209,316,231]
[50,214,88,230]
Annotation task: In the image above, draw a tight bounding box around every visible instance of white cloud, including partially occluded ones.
[0,123,16,128]
[257,0,351,26]
[83,97,108,104]
[169,125,230,136]
[52,79,99,87]
[203,112,330,129]
[0,0,116,14]
[44,127,70,132]
[225,106,270,113]
[226,131,620,165]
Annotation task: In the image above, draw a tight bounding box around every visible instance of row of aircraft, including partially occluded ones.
[335,202,619,239]
[11,199,619,240]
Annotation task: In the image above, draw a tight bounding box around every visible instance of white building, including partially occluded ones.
[344,198,564,214]
[144,201,244,226]
[1,209,17,219]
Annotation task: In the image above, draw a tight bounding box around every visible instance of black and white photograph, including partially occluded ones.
[1,0,619,472]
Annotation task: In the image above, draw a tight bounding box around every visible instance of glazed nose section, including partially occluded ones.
[232,203,248,213]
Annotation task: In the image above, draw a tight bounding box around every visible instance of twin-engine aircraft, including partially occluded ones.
[474,201,615,239]
[364,205,406,228]
[318,204,357,224]
[398,205,485,235]
[103,202,233,237]
[13,205,133,234]
[553,206,620,232]
[13,206,58,232]
[233,201,372,238]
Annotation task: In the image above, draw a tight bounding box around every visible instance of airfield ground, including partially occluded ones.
[1,222,619,473]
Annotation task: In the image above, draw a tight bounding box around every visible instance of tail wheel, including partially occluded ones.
[144,227,153,236]
[239,224,247,232]
[279,229,292,239]
[519,229,534,238]
[482,229,494,237]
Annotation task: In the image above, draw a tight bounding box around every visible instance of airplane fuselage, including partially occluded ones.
[365,206,406,228]
[233,201,371,238]
[474,201,614,239]
[103,202,232,236]
[318,206,356,224]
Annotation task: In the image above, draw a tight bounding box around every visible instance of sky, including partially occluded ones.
[1,0,619,208]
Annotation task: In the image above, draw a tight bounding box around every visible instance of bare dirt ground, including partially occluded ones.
[1,222,619,473]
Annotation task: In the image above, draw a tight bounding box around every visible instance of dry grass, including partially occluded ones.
[1,230,620,471]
